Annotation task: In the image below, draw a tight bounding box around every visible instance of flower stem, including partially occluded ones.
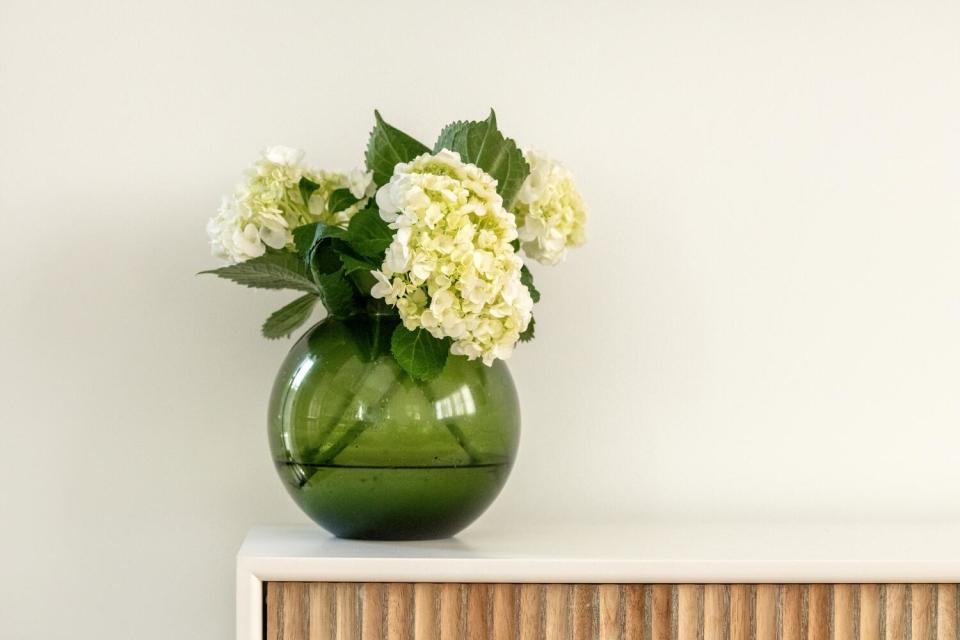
[309,419,372,468]
[441,421,480,465]
[310,361,400,464]
[417,381,480,465]
[311,374,480,467]
[304,317,480,467]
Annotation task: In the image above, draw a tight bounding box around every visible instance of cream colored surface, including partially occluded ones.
[1,0,959,638]
[238,525,960,583]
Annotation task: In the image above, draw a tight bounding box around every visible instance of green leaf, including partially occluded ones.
[346,207,394,260]
[334,246,379,275]
[518,315,535,343]
[262,294,320,339]
[310,242,343,277]
[327,188,361,214]
[391,325,451,381]
[293,223,349,293]
[365,110,430,187]
[340,246,380,296]
[298,176,321,209]
[199,250,317,293]
[316,269,357,317]
[433,109,530,209]
[433,120,468,155]
[344,313,400,361]
[520,264,541,303]
[293,222,346,258]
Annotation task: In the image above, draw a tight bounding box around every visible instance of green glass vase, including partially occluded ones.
[268,316,521,540]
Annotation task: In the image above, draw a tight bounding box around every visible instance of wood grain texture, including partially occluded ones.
[939,585,958,640]
[519,584,543,640]
[834,585,854,640]
[755,585,777,640]
[438,583,460,640]
[782,584,803,640]
[573,584,597,640]
[361,583,384,640]
[266,579,282,640]
[861,584,881,640]
[492,583,517,640]
[913,584,935,640]
[730,584,751,640]
[623,585,646,640]
[413,583,437,640]
[808,584,830,640]
[386,583,413,640]
[266,582,960,640]
[276,582,309,640]
[598,585,623,640]
[545,584,571,640]
[465,584,489,640]
[677,585,700,640]
[703,585,726,640]
[886,584,907,640]
[335,583,359,640]
[307,582,335,640]
[651,585,672,640]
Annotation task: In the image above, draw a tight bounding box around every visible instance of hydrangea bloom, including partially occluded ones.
[513,150,587,265]
[370,150,533,365]
[304,168,374,227]
[207,146,374,262]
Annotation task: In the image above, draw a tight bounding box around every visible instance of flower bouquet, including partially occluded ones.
[204,111,587,539]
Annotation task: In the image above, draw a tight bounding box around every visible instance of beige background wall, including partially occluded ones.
[2,0,959,637]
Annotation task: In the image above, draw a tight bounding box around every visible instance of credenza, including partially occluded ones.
[238,524,960,640]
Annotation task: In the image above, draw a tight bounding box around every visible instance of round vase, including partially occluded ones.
[268,317,521,540]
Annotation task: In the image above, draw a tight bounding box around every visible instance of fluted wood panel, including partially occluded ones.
[266,583,960,640]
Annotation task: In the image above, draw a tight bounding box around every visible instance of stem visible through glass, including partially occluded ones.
[309,373,479,467]
[304,312,480,468]
[418,382,480,464]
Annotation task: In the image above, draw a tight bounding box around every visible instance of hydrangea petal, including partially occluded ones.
[369,151,532,364]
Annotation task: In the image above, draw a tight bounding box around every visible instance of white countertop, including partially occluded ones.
[237,523,960,583]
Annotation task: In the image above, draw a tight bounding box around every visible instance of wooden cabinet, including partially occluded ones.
[263,582,959,640]
[238,526,960,640]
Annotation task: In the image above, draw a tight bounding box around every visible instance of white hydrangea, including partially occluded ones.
[370,150,533,365]
[207,145,374,262]
[206,196,288,261]
[305,168,375,227]
[513,150,587,265]
[345,167,377,200]
[206,146,303,261]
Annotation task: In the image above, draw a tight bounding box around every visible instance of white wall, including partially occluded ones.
[2,0,959,637]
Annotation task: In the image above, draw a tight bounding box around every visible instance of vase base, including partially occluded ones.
[277,462,511,541]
